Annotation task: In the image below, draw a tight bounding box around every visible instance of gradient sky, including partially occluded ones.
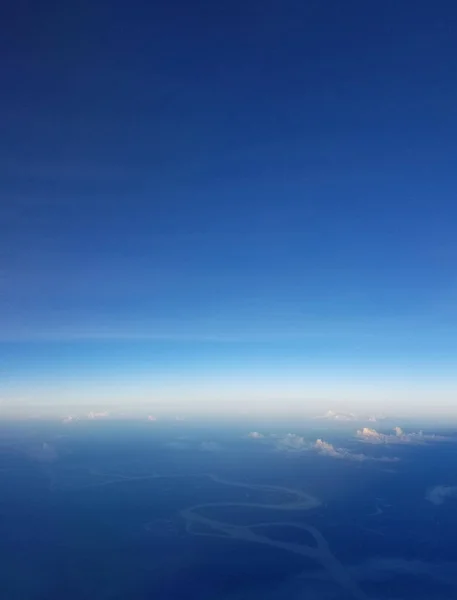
[1,1,457,417]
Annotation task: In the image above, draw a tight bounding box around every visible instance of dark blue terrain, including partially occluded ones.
[0,420,456,600]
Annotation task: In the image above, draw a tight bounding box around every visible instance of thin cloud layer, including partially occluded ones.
[426,485,457,506]
[356,426,451,444]
[315,410,357,421]
[247,431,264,439]
[314,410,387,424]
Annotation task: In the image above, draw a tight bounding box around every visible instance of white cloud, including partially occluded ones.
[426,485,457,506]
[314,439,342,457]
[275,433,308,451]
[314,410,389,423]
[357,427,386,442]
[356,426,451,445]
[272,434,398,463]
[315,410,357,421]
[313,439,398,463]
[147,415,157,422]
[247,431,264,439]
[367,415,386,423]
[87,411,109,419]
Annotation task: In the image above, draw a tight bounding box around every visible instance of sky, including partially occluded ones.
[1,1,457,418]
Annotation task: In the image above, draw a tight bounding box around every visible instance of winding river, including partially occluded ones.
[180,474,371,600]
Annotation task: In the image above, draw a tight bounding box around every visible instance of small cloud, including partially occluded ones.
[315,410,357,421]
[313,439,398,463]
[357,426,451,445]
[200,441,222,452]
[87,411,109,419]
[275,433,308,452]
[314,438,342,457]
[147,415,157,422]
[367,414,387,422]
[426,485,457,506]
[62,415,75,424]
[247,431,264,439]
[357,427,385,442]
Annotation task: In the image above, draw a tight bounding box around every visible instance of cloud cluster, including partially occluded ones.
[426,485,457,506]
[313,439,398,463]
[356,426,450,445]
[248,432,398,463]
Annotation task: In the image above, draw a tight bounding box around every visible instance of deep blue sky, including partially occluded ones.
[1,1,457,416]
